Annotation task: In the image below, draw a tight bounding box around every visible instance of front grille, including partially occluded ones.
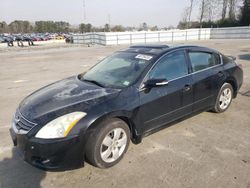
[14,110,37,132]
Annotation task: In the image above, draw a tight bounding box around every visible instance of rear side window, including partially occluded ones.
[188,52,221,72]
[149,51,188,81]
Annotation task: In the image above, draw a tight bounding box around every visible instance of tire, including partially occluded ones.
[85,118,130,168]
[212,83,233,113]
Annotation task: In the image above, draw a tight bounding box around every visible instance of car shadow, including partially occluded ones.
[238,54,250,61]
[0,148,46,188]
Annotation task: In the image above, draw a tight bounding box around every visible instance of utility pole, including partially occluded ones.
[188,0,194,29]
[108,14,111,32]
[83,0,86,23]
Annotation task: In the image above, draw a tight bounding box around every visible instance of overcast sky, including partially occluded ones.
[1,0,198,27]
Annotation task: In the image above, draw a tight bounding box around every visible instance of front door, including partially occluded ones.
[137,50,193,133]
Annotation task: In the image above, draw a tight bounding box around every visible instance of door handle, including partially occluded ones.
[183,85,191,92]
[155,81,169,86]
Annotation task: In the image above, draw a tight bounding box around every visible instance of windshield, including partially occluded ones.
[82,52,153,88]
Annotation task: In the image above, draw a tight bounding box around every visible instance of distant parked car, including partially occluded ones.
[55,35,64,40]
[15,35,25,47]
[48,34,56,40]
[23,35,34,46]
[0,35,14,46]
[65,35,73,43]
[0,36,5,43]
[31,35,42,41]
[10,45,243,170]
[42,35,50,41]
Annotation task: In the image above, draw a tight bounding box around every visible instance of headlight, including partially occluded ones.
[35,112,86,139]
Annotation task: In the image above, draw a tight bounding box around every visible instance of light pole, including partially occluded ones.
[83,0,86,23]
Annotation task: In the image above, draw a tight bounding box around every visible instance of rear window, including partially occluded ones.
[188,52,221,72]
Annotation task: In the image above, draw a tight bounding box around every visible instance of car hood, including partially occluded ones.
[19,76,120,122]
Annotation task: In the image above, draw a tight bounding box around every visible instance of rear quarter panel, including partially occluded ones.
[223,61,243,95]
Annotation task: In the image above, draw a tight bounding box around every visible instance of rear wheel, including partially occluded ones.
[213,83,233,113]
[85,118,130,168]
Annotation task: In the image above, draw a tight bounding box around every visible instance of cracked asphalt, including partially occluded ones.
[0,40,250,188]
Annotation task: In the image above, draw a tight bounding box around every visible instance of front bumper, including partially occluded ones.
[9,128,85,171]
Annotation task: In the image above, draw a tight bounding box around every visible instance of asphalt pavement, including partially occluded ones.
[0,40,250,188]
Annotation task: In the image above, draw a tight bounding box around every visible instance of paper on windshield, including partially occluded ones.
[135,54,153,61]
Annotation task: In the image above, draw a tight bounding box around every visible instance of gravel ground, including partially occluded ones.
[0,39,250,188]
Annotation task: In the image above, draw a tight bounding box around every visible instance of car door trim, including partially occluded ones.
[144,95,212,126]
[139,51,223,92]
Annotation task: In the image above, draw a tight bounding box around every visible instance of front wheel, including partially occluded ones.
[213,83,233,113]
[85,118,130,168]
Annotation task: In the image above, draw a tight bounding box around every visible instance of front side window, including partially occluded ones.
[148,51,188,81]
[188,52,220,72]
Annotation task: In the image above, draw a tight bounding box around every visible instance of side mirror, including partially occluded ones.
[144,78,169,88]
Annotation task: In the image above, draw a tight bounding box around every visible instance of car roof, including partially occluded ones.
[170,45,221,54]
[121,45,219,56]
[130,44,169,50]
[121,45,169,55]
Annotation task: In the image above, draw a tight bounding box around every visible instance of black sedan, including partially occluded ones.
[10,45,243,170]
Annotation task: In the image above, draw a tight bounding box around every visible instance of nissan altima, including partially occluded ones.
[10,45,243,170]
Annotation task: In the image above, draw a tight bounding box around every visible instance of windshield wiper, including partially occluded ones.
[83,79,105,87]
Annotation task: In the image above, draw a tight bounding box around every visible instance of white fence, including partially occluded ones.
[210,26,250,39]
[73,26,250,46]
[72,33,106,45]
[105,29,210,45]
[73,28,210,45]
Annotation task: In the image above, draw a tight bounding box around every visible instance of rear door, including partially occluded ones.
[187,50,223,111]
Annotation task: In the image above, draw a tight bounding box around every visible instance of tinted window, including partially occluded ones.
[189,52,220,72]
[214,53,221,65]
[149,51,188,80]
[83,52,152,88]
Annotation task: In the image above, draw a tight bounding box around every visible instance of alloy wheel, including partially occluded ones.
[100,128,127,163]
[219,88,232,110]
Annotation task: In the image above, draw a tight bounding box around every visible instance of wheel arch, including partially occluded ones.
[85,111,141,144]
[224,78,238,98]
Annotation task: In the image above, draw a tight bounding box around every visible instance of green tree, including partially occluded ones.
[34,21,70,33]
[150,26,158,31]
[0,21,8,33]
[222,0,228,20]
[142,22,148,30]
[86,23,92,32]
[35,21,52,32]
[104,24,110,32]
[8,20,33,33]
[111,25,125,32]
[240,0,250,26]
[79,23,92,33]
[55,21,70,32]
